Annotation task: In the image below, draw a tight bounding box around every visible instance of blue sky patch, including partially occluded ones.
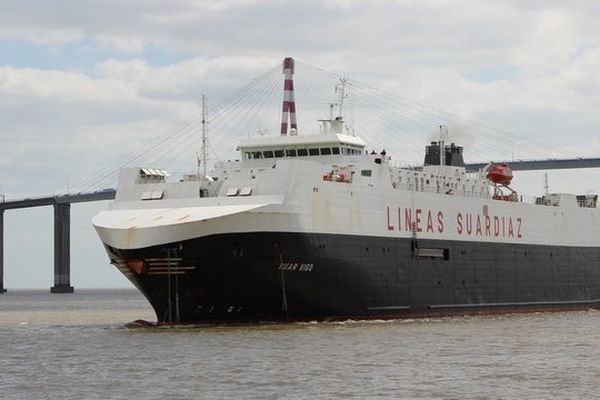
[0,38,192,72]
[462,65,519,83]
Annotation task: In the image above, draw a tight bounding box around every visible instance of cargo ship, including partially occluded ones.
[93,58,600,324]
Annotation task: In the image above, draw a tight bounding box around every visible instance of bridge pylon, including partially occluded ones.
[0,209,6,293]
[51,203,74,293]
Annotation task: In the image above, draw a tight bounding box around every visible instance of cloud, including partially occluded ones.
[94,56,278,99]
[0,66,192,196]
[0,66,137,102]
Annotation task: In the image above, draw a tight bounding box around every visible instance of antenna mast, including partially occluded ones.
[201,94,208,180]
[320,78,349,135]
[280,57,297,136]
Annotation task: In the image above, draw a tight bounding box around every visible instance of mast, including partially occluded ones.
[280,57,297,136]
[320,78,348,135]
[201,94,208,180]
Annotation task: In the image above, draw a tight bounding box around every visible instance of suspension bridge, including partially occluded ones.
[2,59,599,293]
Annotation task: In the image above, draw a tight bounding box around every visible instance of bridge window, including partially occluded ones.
[274,150,284,158]
[139,168,168,183]
[309,148,320,156]
[263,151,274,158]
[286,149,297,157]
[332,147,340,154]
[297,149,308,156]
[320,148,332,155]
[252,152,262,159]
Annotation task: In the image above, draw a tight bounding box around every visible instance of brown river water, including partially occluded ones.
[1,289,599,399]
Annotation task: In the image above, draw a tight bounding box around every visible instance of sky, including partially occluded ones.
[1,0,600,289]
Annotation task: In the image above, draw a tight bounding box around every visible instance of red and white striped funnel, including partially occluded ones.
[280,57,297,136]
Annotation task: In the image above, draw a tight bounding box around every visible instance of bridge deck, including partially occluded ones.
[0,189,116,210]
[465,158,600,172]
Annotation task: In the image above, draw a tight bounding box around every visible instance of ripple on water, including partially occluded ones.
[2,290,600,399]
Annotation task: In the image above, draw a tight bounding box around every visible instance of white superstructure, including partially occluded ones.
[93,128,600,251]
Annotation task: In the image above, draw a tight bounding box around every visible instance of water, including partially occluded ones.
[1,290,600,399]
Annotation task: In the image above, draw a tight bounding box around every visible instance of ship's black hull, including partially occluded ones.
[105,232,600,324]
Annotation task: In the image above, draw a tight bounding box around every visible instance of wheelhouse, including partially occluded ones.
[238,133,366,160]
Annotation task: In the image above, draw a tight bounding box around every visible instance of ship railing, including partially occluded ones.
[512,195,538,205]
[393,182,492,199]
[489,194,542,205]
[392,182,575,206]
[504,195,600,207]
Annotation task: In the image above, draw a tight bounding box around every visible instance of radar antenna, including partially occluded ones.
[319,78,349,135]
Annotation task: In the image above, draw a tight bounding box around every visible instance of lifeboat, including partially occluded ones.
[486,162,513,185]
